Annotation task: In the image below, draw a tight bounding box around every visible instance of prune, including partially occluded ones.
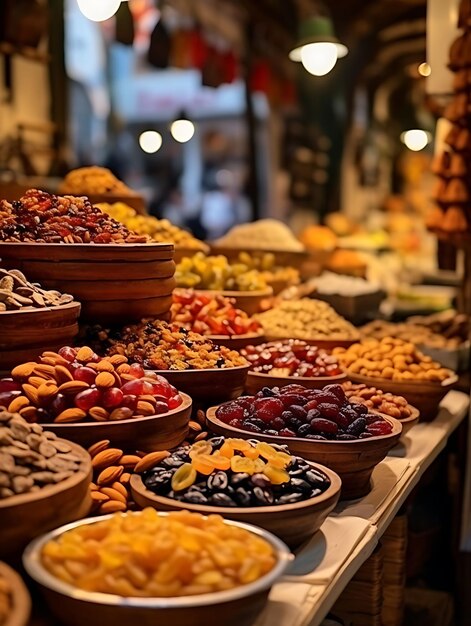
[347,417,367,436]
[297,423,311,437]
[310,418,338,435]
[278,492,305,504]
[290,405,308,418]
[290,478,312,493]
[230,472,250,486]
[251,473,271,489]
[253,486,274,505]
[235,487,252,506]
[306,470,328,486]
[183,491,209,504]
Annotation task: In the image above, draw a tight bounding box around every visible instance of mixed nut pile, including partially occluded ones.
[0,410,84,499]
[59,166,133,196]
[0,268,74,311]
[342,381,415,421]
[0,346,183,424]
[242,340,343,378]
[333,338,454,382]
[215,384,394,440]
[142,437,332,507]
[105,320,248,370]
[255,299,360,341]
[0,189,147,244]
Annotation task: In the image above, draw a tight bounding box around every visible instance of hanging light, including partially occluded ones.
[289,16,348,76]
[170,112,195,143]
[418,62,432,77]
[77,0,121,22]
[400,129,431,151]
[139,131,162,153]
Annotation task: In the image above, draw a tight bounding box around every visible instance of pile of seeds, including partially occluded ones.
[0,268,74,311]
[0,410,84,499]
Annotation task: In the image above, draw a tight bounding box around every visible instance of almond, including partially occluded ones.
[90,482,98,491]
[134,451,170,473]
[91,491,110,503]
[109,407,133,421]
[22,384,39,404]
[92,448,123,470]
[33,364,56,378]
[19,406,38,420]
[117,363,131,374]
[111,481,128,498]
[136,400,155,416]
[100,486,127,505]
[97,465,124,485]
[95,372,115,388]
[76,346,94,362]
[195,431,209,442]
[54,365,74,383]
[12,362,37,379]
[100,500,127,513]
[120,454,141,469]
[109,354,128,366]
[95,360,115,373]
[58,380,90,394]
[189,420,202,433]
[37,383,58,401]
[55,408,87,423]
[88,440,110,458]
[27,375,49,388]
[40,357,61,367]
[139,395,157,407]
[89,406,110,422]
[42,351,69,366]
[120,472,132,486]
[8,396,30,413]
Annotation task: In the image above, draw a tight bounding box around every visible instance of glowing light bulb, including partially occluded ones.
[77,0,121,22]
[418,62,431,77]
[139,131,162,154]
[401,129,430,151]
[170,119,195,143]
[300,42,339,76]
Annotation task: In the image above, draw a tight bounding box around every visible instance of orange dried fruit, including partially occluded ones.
[230,456,255,474]
[208,454,231,471]
[226,438,251,451]
[188,441,212,459]
[264,465,290,485]
[191,454,216,475]
[218,441,234,458]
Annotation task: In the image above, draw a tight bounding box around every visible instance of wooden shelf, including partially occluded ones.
[0,42,51,64]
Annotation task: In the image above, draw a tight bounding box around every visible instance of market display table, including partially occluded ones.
[256,390,470,626]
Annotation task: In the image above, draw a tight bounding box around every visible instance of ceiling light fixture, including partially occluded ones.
[139,131,163,154]
[289,16,348,76]
[170,112,195,143]
[401,129,431,151]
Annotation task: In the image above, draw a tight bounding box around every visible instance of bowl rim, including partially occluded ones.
[22,511,293,608]
[0,242,172,250]
[0,440,91,510]
[0,560,31,626]
[149,365,251,376]
[347,372,459,389]
[206,406,402,447]
[246,370,347,384]
[40,392,192,431]
[130,458,342,516]
[0,301,81,317]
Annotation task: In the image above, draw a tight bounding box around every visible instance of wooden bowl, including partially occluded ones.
[206,332,266,352]
[149,367,250,405]
[41,393,192,452]
[0,243,175,324]
[0,302,81,375]
[245,371,347,395]
[0,562,31,626]
[208,245,309,270]
[264,336,359,350]
[0,440,92,560]
[206,408,402,501]
[397,407,420,438]
[79,193,146,214]
[195,288,273,316]
[346,373,458,422]
[130,461,341,548]
[23,513,292,626]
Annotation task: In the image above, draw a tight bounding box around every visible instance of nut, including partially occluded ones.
[111,481,128,498]
[95,360,115,373]
[97,465,124,485]
[58,380,90,394]
[134,451,170,473]
[92,448,123,470]
[91,491,109,503]
[21,384,39,404]
[89,407,110,422]
[54,365,74,383]
[76,346,94,362]
[88,440,110,457]
[37,383,59,401]
[11,362,37,378]
[95,372,115,388]
[100,486,127,505]
[55,408,87,423]
[136,401,155,416]
[109,354,127,366]
[109,407,133,421]
[120,454,141,469]
[99,500,127,513]
[8,396,30,413]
